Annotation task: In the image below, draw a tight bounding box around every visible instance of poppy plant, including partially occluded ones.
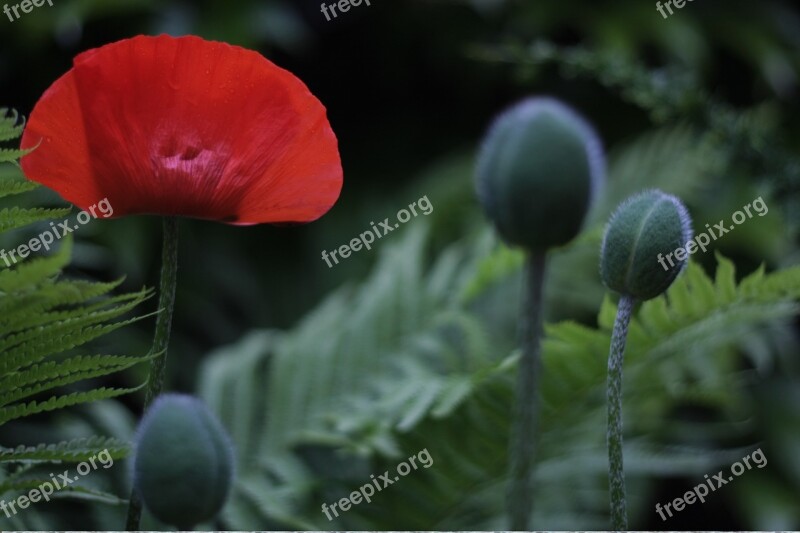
[20,34,342,529]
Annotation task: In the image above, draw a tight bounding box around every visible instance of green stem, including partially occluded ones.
[125,216,180,531]
[508,251,547,531]
[607,293,635,531]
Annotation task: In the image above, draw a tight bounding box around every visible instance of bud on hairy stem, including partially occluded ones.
[600,189,692,530]
[476,97,604,530]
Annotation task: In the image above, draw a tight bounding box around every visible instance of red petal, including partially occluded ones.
[20,35,342,224]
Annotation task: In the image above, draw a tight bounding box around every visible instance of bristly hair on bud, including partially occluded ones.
[476,97,606,530]
[600,189,693,301]
[475,96,605,252]
[599,189,692,529]
[133,393,235,530]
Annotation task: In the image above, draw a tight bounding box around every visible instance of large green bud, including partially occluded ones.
[133,393,234,529]
[475,97,604,251]
[600,189,693,301]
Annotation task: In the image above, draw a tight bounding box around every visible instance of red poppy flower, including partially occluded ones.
[20,34,342,225]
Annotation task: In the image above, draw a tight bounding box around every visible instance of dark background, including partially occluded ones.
[1,0,799,530]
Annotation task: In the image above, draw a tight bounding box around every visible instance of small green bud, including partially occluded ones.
[475,97,604,251]
[133,393,234,529]
[600,189,693,301]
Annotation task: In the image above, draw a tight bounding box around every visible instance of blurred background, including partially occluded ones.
[1,0,799,530]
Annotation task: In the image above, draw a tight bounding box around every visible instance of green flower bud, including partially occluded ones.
[133,393,234,529]
[600,189,693,301]
[475,97,604,251]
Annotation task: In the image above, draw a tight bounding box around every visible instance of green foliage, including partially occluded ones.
[0,111,152,519]
[0,477,125,505]
[472,41,800,226]
[0,436,129,463]
[198,220,800,529]
[466,121,743,320]
[0,109,26,143]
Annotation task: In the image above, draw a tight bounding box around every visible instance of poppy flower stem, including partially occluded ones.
[125,216,180,531]
[508,251,546,530]
[142,216,180,407]
[607,294,635,531]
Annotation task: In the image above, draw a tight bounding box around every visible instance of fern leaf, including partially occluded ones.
[0,278,124,319]
[0,177,38,199]
[0,146,34,162]
[0,386,144,426]
[0,108,25,143]
[0,312,155,375]
[0,289,149,353]
[0,436,130,463]
[197,224,800,530]
[0,353,155,407]
[0,478,125,505]
[0,353,150,392]
[0,286,151,337]
[0,206,73,234]
[0,238,73,291]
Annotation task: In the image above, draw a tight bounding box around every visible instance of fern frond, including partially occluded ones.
[50,485,127,505]
[0,177,38,199]
[0,386,144,426]
[0,108,26,143]
[0,147,34,163]
[0,238,73,291]
[0,478,126,504]
[0,278,124,320]
[0,353,151,391]
[0,206,73,234]
[0,353,155,407]
[460,240,523,302]
[0,107,149,510]
[0,286,152,338]
[0,288,149,353]
[0,478,62,495]
[0,436,129,463]
[0,311,154,375]
[198,225,800,530]
[0,291,149,354]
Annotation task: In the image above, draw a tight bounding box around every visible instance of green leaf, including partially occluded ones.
[0,206,73,234]
[0,386,144,426]
[0,106,151,495]
[0,238,73,291]
[0,353,155,407]
[0,436,130,463]
[0,108,25,143]
[197,222,800,530]
[0,178,38,200]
